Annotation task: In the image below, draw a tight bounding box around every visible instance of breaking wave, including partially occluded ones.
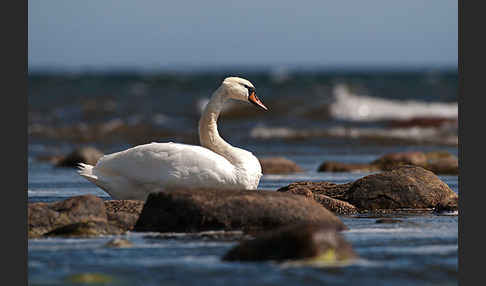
[329,84,458,122]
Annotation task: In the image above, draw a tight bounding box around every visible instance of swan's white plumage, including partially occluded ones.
[78,77,265,200]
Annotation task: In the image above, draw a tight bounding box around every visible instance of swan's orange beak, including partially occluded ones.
[248,91,268,111]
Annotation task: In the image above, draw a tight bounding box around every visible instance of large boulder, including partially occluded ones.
[55,147,104,167]
[222,223,357,264]
[258,157,303,174]
[133,188,346,233]
[345,166,458,210]
[278,166,458,213]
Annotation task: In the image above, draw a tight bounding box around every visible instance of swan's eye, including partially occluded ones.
[243,84,255,95]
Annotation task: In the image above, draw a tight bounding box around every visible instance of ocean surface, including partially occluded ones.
[28,69,458,286]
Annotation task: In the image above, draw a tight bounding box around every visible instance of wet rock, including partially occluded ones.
[277,182,357,215]
[105,238,133,248]
[55,147,104,167]
[372,151,427,170]
[259,157,303,174]
[104,200,144,231]
[423,151,459,175]
[278,166,458,213]
[433,196,459,214]
[222,223,357,263]
[133,188,347,233]
[28,195,108,238]
[345,166,458,211]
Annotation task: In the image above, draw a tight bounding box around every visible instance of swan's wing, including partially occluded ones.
[92,142,237,188]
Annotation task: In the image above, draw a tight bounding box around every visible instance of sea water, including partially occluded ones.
[28,69,458,285]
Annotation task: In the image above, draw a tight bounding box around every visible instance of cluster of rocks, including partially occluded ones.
[280,166,458,215]
[29,165,457,264]
[28,195,144,238]
[318,151,458,175]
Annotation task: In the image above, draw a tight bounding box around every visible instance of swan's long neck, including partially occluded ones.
[199,87,244,167]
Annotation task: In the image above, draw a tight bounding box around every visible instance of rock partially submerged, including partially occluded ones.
[105,238,134,248]
[28,195,144,238]
[318,151,458,175]
[278,166,458,214]
[258,157,303,174]
[222,223,357,264]
[134,188,346,233]
[55,147,104,167]
[28,195,108,238]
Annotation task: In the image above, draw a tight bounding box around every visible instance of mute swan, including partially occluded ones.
[78,77,268,200]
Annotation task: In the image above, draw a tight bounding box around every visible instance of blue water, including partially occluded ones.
[28,70,458,285]
[28,144,458,286]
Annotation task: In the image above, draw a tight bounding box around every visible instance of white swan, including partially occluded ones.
[78,77,268,200]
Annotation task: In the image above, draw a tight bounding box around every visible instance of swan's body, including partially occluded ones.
[78,77,267,200]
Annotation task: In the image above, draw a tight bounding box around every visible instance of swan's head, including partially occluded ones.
[221,77,268,111]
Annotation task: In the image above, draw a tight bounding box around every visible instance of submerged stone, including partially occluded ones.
[222,223,357,263]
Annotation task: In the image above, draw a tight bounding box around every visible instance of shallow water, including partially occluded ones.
[28,70,458,285]
[28,146,458,286]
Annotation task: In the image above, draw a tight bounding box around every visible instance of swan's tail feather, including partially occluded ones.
[77,163,99,183]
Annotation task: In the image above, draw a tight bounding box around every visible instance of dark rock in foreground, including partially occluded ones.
[134,188,347,233]
[318,151,458,175]
[55,147,104,167]
[278,166,458,214]
[28,195,144,238]
[222,223,357,263]
[258,157,303,174]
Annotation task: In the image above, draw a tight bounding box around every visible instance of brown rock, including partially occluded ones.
[259,157,303,174]
[345,166,458,211]
[222,223,357,263]
[28,195,108,238]
[372,151,427,170]
[424,151,459,175]
[133,188,346,233]
[104,200,144,231]
[56,147,104,167]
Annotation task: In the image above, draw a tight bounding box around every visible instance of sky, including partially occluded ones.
[28,0,457,71]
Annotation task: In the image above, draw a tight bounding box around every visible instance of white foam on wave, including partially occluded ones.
[329,84,458,122]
